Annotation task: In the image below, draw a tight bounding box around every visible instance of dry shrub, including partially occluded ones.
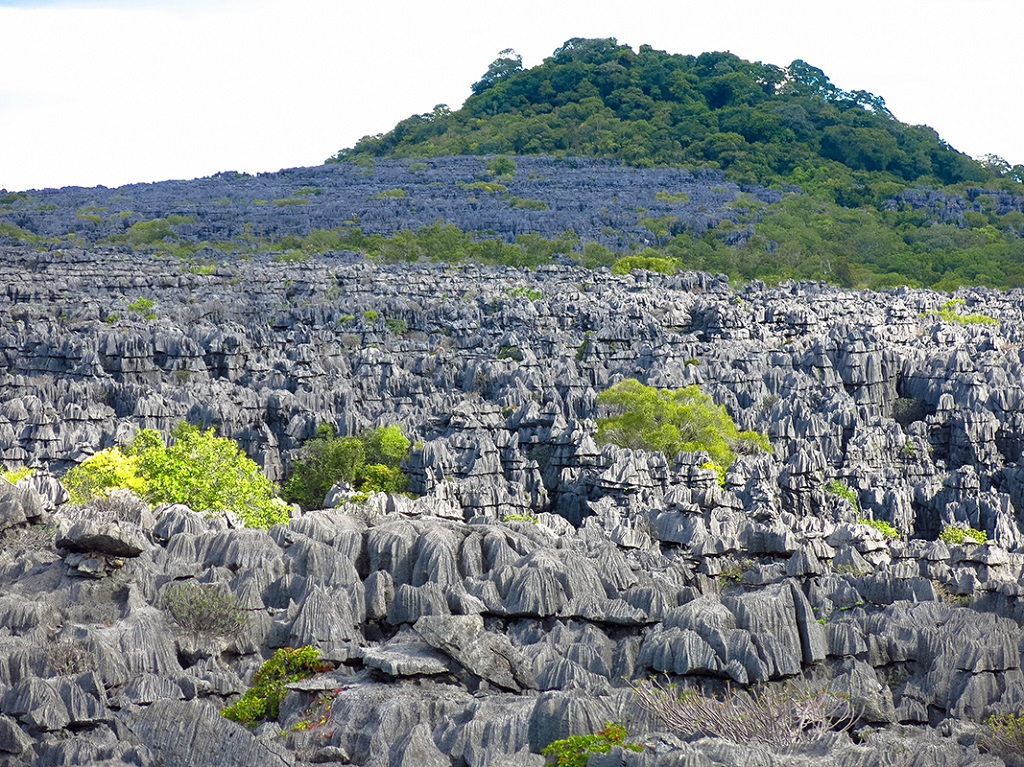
[633,678,854,750]
[161,583,248,636]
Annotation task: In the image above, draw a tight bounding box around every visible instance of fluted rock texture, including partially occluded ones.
[2,244,1024,765]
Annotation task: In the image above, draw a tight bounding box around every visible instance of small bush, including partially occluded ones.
[633,679,853,750]
[984,712,1024,759]
[508,196,549,210]
[47,640,97,677]
[127,297,156,319]
[858,517,901,540]
[384,317,408,335]
[221,646,330,727]
[542,722,641,767]
[611,254,677,275]
[507,286,544,301]
[939,524,987,545]
[370,188,407,199]
[502,513,538,524]
[654,190,690,203]
[1,466,34,484]
[162,583,248,636]
[825,479,859,513]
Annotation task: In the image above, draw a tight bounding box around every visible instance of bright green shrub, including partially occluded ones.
[984,712,1024,760]
[127,297,156,319]
[929,299,999,326]
[858,517,900,540]
[221,646,330,727]
[825,479,859,513]
[541,723,641,767]
[611,254,678,275]
[596,379,771,468]
[62,423,287,528]
[2,466,35,484]
[939,524,987,545]
[655,190,690,203]
[129,423,288,528]
[63,449,149,504]
[283,424,411,510]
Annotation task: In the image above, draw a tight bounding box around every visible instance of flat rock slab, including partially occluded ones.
[414,614,536,692]
[361,641,452,677]
[57,519,148,557]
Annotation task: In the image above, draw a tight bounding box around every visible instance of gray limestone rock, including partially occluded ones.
[414,614,535,692]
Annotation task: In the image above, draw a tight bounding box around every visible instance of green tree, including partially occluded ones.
[283,424,412,510]
[596,379,771,469]
[128,423,288,528]
[472,49,523,95]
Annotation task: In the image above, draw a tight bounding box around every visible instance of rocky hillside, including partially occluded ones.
[1,243,1024,764]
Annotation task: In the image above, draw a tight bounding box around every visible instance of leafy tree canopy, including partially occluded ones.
[334,39,996,190]
[596,379,771,475]
[64,422,289,528]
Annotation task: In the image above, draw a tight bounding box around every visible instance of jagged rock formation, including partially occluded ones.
[2,157,780,250]
[3,246,1024,764]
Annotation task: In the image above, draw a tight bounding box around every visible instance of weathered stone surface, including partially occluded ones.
[414,614,535,692]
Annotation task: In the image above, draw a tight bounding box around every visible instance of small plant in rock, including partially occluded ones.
[939,524,987,545]
[161,583,249,636]
[858,517,901,540]
[47,639,97,676]
[126,296,156,320]
[825,479,859,513]
[222,646,331,727]
[633,679,854,751]
[718,561,744,583]
[502,513,538,524]
[541,722,641,767]
[384,317,408,335]
[983,711,1024,759]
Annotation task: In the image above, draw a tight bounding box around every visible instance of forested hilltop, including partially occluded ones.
[334,38,1024,289]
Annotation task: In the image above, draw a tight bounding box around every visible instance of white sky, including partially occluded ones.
[1,0,1022,192]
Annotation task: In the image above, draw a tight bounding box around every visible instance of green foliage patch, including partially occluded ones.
[63,423,289,528]
[825,479,859,512]
[596,379,771,469]
[541,722,641,767]
[2,466,35,484]
[939,524,987,545]
[928,299,999,326]
[221,646,330,727]
[984,712,1024,760]
[283,424,412,510]
[611,253,678,275]
[857,517,900,540]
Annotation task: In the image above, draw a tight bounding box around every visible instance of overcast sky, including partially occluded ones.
[2,0,1021,192]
